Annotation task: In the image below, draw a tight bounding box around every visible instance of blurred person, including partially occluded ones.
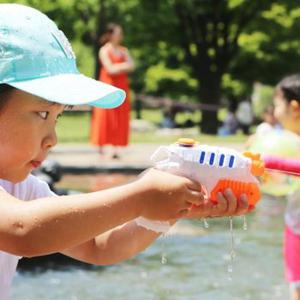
[91,23,134,159]
[247,75,300,298]
[255,104,282,135]
[246,104,282,148]
[273,74,300,300]
[236,98,254,135]
[161,108,176,129]
[218,100,239,136]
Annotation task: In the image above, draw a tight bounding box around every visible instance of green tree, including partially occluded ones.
[231,2,300,85]
[126,0,300,133]
[167,0,272,133]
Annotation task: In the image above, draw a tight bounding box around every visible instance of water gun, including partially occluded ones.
[135,138,265,233]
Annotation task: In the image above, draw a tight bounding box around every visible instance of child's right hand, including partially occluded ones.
[136,168,204,221]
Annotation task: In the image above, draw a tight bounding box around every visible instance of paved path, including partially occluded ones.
[48,144,157,172]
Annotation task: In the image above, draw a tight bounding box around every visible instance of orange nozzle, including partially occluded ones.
[176,138,196,147]
[251,160,265,177]
[243,151,265,177]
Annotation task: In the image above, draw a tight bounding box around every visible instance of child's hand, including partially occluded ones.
[185,189,253,219]
[136,168,205,221]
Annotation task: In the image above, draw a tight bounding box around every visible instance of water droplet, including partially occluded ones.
[14,221,24,229]
[243,215,248,230]
[227,263,233,281]
[203,218,209,228]
[161,253,167,264]
[227,264,233,273]
[160,235,168,265]
[227,217,236,276]
[230,250,236,260]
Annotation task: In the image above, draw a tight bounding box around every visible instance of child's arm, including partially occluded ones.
[61,221,161,265]
[123,48,135,72]
[0,169,203,257]
[61,189,249,265]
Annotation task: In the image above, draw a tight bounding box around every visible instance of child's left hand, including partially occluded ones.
[184,189,253,219]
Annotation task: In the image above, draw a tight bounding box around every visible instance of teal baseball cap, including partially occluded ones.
[0,4,126,108]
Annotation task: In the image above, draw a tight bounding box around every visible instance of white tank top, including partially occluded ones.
[0,175,54,300]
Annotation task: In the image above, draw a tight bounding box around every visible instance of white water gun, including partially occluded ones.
[135,138,264,233]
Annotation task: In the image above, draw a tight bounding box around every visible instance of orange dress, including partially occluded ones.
[90,47,130,146]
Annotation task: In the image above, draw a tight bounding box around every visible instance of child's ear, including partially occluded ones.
[290,100,300,117]
[290,100,300,110]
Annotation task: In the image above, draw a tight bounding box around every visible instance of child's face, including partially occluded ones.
[274,89,300,134]
[0,89,65,182]
[263,112,277,125]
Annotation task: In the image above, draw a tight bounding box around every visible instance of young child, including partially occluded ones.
[245,104,282,148]
[0,4,250,300]
[273,74,300,300]
[255,104,282,135]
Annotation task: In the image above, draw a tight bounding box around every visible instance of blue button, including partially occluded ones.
[209,153,215,165]
[219,154,225,166]
[229,155,235,168]
[199,151,205,164]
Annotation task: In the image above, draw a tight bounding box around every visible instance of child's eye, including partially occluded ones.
[38,111,49,120]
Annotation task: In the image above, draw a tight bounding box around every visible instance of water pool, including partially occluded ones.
[11,196,288,300]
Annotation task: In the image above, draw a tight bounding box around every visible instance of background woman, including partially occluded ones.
[91,23,134,159]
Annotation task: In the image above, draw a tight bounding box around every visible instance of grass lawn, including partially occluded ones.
[56,112,91,143]
[56,110,248,144]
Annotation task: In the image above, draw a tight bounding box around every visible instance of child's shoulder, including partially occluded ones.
[0,175,54,200]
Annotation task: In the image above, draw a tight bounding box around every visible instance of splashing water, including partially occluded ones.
[243,215,248,230]
[203,218,209,228]
[227,216,236,280]
[227,264,233,281]
[161,253,168,264]
[160,233,168,265]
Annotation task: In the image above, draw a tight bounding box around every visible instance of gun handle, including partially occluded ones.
[210,180,261,207]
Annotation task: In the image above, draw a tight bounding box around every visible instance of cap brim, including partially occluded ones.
[9,73,126,108]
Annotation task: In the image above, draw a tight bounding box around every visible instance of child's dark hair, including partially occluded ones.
[0,84,14,111]
[276,74,300,103]
[99,23,120,46]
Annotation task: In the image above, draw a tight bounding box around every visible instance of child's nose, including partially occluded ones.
[42,130,57,149]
